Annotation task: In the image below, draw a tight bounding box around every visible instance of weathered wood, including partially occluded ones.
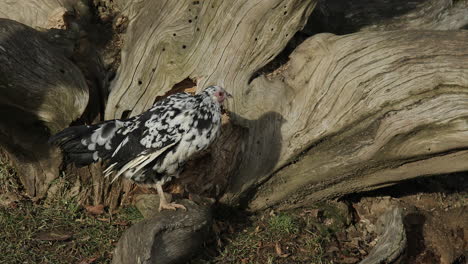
[105,0,317,119]
[244,31,468,210]
[0,0,89,29]
[103,0,317,202]
[359,207,406,264]
[101,0,468,210]
[112,200,212,264]
[306,0,468,35]
[0,18,89,197]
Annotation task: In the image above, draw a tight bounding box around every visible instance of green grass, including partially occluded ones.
[0,158,21,194]
[0,200,142,264]
[0,155,144,264]
[206,211,335,264]
[268,213,299,234]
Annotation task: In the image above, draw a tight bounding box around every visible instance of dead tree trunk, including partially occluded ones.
[103,0,468,210]
[1,0,467,213]
[245,30,468,210]
[0,18,89,198]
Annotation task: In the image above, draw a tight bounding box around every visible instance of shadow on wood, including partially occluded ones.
[0,18,89,198]
[112,199,212,264]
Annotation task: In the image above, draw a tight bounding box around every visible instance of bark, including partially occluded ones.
[0,18,88,197]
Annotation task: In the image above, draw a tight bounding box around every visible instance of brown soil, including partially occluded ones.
[193,172,467,264]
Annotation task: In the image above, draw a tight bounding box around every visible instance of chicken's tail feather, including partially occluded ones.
[49,120,123,167]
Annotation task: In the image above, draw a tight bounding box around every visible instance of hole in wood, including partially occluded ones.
[192,1,200,4]
[195,16,198,19]
[121,110,132,119]
[255,37,258,41]
[162,48,165,51]
[182,45,187,49]
[189,19,192,23]
[196,28,200,31]
[248,31,308,84]
[138,80,142,85]
[153,77,196,104]
[284,11,287,15]
[173,33,177,36]
[271,28,274,31]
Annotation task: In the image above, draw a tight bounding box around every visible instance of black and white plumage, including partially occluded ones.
[50,85,231,210]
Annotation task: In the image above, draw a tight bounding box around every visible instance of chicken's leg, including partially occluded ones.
[155,183,187,211]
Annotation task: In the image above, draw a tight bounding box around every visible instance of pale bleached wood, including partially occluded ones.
[104,0,468,210]
[239,31,468,210]
[0,0,89,29]
[105,0,317,119]
[102,0,316,205]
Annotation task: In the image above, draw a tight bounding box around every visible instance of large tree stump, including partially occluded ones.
[0,0,467,213]
[101,0,468,210]
[0,18,89,197]
[245,31,468,210]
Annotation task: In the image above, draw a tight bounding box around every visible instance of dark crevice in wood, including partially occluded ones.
[303,0,468,35]
[343,171,468,202]
[153,77,197,104]
[248,31,309,84]
[120,110,132,119]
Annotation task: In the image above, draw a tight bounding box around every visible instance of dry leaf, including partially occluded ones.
[78,256,98,264]
[340,256,360,264]
[112,220,130,226]
[85,204,105,215]
[275,242,290,258]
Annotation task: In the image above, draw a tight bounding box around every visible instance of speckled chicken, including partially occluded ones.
[50,85,231,211]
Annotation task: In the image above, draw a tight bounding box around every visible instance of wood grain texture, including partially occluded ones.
[0,18,88,197]
[105,0,316,119]
[244,31,468,210]
[0,0,89,29]
[112,200,211,264]
[101,0,316,204]
[359,207,406,264]
[103,0,468,209]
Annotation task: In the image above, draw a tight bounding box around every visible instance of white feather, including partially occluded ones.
[110,143,176,183]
